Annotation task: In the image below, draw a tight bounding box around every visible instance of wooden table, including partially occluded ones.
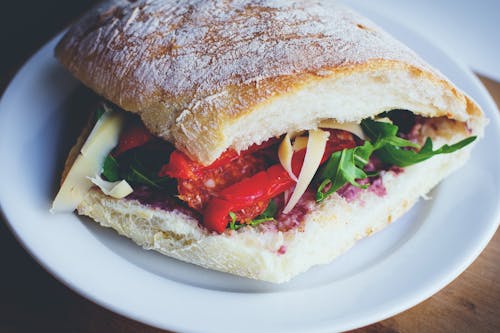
[0,2,498,332]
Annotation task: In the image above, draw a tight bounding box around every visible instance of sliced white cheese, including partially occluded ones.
[292,136,308,151]
[375,117,393,124]
[51,110,125,213]
[283,129,329,214]
[319,119,366,140]
[88,176,133,199]
[278,132,298,181]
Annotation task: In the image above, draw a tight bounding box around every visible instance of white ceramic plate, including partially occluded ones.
[0,7,499,333]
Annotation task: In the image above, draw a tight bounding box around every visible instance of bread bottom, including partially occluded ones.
[77,140,471,283]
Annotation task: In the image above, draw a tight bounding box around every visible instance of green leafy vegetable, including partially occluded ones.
[316,143,371,201]
[102,155,120,182]
[316,117,476,202]
[249,199,278,226]
[374,136,476,167]
[228,212,242,231]
[353,141,375,167]
[101,145,173,190]
[127,165,164,189]
[95,105,106,122]
[361,118,476,167]
[120,152,167,189]
[228,200,278,230]
[377,110,416,134]
[360,118,419,149]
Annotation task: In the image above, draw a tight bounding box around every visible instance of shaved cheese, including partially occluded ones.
[284,189,292,204]
[292,136,308,151]
[278,132,298,181]
[88,176,133,199]
[319,119,366,140]
[283,129,329,214]
[51,110,125,213]
[375,117,393,124]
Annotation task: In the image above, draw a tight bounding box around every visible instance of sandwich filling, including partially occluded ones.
[54,104,475,234]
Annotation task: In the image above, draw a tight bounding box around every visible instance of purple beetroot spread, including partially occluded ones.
[337,156,405,203]
[127,185,201,221]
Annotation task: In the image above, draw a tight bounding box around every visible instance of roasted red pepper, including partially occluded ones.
[203,165,296,233]
[177,154,268,211]
[202,130,357,233]
[203,198,236,233]
[113,120,155,156]
[159,149,238,179]
[159,138,278,179]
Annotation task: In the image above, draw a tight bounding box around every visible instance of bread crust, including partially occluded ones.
[56,0,483,165]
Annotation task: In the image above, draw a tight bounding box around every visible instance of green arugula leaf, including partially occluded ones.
[249,200,278,226]
[123,152,165,189]
[316,179,333,202]
[109,147,173,190]
[316,116,476,202]
[95,105,106,122]
[118,146,172,190]
[375,136,476,167]
[249,217,275,226]
[229,212,243,230]
[102,155,120,181]
[316,148,369,202]
[353,141,374,167]
[361,117,397,141]
[361,118,419,149]
[127,166,164,189]
[228,200,279,230]
[260,199,278,218]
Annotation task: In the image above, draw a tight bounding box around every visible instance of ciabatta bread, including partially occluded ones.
[56,0,483,165]
[54,0,487,283]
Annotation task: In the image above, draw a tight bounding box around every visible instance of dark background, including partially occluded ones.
[0,1,162,332]
[0,1,99,90]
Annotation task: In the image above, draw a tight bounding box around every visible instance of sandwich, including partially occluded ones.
[51,0,486,283]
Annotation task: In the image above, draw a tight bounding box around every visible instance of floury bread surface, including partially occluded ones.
[56,0,483,165]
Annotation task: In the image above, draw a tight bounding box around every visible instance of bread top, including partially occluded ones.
[56,0,484,165]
